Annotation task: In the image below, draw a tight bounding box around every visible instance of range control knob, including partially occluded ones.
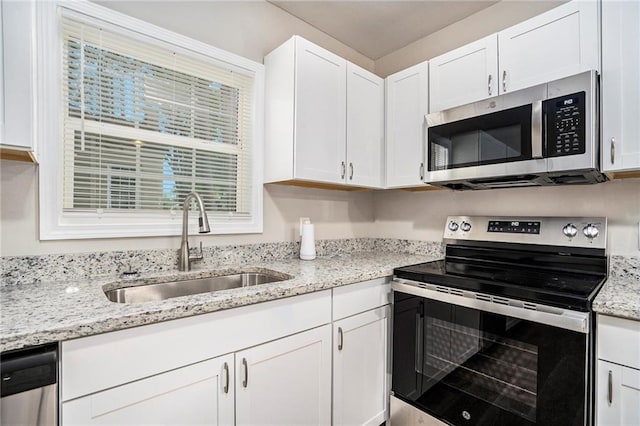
[562,223,578,238]
[583,224,599,240]
[460,222,472,232]
[448,221,459,231]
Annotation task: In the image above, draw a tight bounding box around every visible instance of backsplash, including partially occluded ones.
[0,238,444,285]
[3,239,636,287]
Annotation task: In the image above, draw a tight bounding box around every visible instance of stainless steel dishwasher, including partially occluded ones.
[1,344,58,426]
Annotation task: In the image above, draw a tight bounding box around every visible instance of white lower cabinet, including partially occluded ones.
[597,314,640,426]
[597,360,640,426]
[236,325,332,425]
[63,354,234,425]
[333,306,389,426]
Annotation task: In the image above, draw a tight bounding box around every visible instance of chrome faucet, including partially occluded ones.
[179,192,211,271]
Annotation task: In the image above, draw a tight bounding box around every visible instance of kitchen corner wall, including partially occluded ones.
[373,179,640,256]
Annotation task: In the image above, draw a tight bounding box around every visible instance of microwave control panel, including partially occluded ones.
[544,91,586,157]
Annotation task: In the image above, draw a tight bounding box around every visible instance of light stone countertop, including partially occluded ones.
[592,255,640,321]
[2,251,638,353]
[0,252,435,352]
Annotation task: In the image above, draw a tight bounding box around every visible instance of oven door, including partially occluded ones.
[392,285,591,426]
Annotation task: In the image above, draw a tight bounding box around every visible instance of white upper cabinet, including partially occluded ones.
[0,0,36,160]
[429,35,498,112]
[294,37,347,184]
[427,1,599,114]
[601,0,640,173]
[265,36,384,188]
[385,61,429,188]
[498,0,599,94]
[346,62,384,188]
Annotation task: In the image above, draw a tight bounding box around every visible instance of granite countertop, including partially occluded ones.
[0,251,435,352]
[592,256,640,321]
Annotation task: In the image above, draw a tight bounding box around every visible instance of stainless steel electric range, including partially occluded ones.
[391,216,608,426]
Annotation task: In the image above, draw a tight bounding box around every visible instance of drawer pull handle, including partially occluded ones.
[242,358,248,388]
[502,70,507,92]
[419,162,424,180]
[341,161,346,179]
[338,327,344,351]
[223,362,229,394]
[611,138,616,164]
[608,370,613,405]
[488,74,492,96]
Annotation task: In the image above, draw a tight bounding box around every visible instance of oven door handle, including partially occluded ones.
[531,100,543,159]
[392,279,590,334]
[415,309,424,375]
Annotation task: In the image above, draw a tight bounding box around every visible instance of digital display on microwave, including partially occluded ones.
[488,220,540,234]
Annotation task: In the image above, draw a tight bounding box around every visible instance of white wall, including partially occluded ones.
[374,0,565,77]
[373,179,640,256]
[0,160,375,255]
[0,0,378,256]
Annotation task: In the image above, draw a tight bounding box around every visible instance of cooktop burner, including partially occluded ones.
[394,215,608,311]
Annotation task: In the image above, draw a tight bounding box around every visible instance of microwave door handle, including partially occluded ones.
[531,100,543,159]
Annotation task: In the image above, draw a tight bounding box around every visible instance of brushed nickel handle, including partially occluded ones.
[502,70,507,92]
[611,138,616,164]
[338,327,343,351]
[223,362,229,394]
[488,74,492,96]
[242,358,248,388]
[419,162,424,180]
[608,370,613,405]
[349,163,354,180]
[341,161,346,179]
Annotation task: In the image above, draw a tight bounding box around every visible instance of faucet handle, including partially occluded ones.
[189,241,204,261]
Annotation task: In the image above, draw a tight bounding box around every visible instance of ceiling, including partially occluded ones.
[268,0,499,59]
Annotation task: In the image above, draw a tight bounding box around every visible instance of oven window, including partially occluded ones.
[428,104,532,171]
[392,295,587,426]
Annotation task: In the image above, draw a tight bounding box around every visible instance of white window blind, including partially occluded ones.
[60,13,256,221]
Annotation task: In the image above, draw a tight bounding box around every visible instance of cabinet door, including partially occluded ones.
[334,306,389,426]
[346,62,384,188]
[601,0,640,173]
[597,361,640,426]
[1,0,34,151]
[498,1,598,94]
[62,354,234,425]
[429,34,498,112]
[236,325,332,426]
[385,62,428,188]
[294,37,347,184]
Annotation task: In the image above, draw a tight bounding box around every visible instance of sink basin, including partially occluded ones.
[104,270,290,303]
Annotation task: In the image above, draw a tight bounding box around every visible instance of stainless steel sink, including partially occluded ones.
[104,271,290,303]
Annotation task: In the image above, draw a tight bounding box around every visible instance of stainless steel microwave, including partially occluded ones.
[425,70,606,190]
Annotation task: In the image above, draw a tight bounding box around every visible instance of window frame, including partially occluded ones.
[37,1,264,240]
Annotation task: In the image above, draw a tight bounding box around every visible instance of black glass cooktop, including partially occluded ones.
[394,245,607,311]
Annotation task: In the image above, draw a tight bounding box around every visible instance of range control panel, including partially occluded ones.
[544,91,586,157]
[444,216,606,249]
[488,220,540,234]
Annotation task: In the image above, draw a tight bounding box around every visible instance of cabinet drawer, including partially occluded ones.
[598,314,640,369]
[333,277,391,320]
[62,290,331,401]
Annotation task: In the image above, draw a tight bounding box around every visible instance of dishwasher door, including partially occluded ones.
[1,344,58,426]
